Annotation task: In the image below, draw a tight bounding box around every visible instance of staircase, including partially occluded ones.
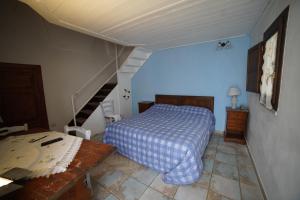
[69,47,152,130]
[69,83,117,126]
[117,47,152,118]
[118,47,152,73]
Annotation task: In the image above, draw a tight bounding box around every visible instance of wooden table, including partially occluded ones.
[1,129,114,200]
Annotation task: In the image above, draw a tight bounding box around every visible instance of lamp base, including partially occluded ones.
[231,96,238,109]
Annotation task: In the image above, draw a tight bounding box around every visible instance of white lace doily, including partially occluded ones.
[0,132,82,179]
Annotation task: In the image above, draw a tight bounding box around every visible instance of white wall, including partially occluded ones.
[0,0,124,131]
[247,0,300,199]
[118,72,134,118]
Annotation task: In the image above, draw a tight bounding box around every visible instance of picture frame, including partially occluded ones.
[260,6,289,111]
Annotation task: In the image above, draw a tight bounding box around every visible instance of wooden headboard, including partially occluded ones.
[155,94,214,112]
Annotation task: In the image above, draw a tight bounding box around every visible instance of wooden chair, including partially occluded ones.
[64,125,91,140]
[0,123,28,136]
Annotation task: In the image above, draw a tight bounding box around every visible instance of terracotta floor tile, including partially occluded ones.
[207,189,231,200]
[150,175,178,198]
[213,160,239,180]
[116,177,147,200]
[240,182,264,200]
[175,184,208,200]
[210,174,241,200]
[131,167,159,186]
[140,187,171,200]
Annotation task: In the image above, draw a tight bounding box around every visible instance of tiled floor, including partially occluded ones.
[90,133,265,200]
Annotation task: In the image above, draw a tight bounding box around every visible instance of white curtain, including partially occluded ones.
[260,32,278,110]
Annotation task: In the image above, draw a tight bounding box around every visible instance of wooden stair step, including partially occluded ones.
[68,82,117,126]
[75,117,86,126]
[97,91,110,96]
[102,83,117,89]
[94,95,106,99]
[93,94,108,101]
[80,109,94,115]
[87,102,100,107]
[130,56,147,61]
[68,121,75,126]
[99,88,113,92]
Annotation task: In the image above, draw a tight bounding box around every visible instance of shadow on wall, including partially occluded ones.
[0,0,126,131]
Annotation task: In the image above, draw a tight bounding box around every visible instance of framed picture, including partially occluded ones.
[260,7,289,111]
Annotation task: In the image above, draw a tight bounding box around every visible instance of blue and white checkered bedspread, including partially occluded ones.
[104,104,215,185]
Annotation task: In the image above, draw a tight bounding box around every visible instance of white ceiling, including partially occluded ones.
[21,0,270,50]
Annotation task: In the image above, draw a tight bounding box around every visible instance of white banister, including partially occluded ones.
[71,46,126,125]
[71,94,77,126]
[115,45,121,115]
[116,45,118,71]
[74,71,117,115]
[74,58,115,97]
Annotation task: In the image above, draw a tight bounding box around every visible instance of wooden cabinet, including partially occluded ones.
[224,107,249,144]
[138,101,154,113]
[246,42,264,93]
[0,62,49,129]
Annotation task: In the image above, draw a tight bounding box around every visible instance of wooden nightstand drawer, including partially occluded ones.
[227,111,247,121]
[227,119,245,126]
[227,117,246,124]
[227,122,246,132]
[224,107,249,144]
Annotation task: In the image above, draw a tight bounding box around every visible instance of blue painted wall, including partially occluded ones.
[132,36,250,131]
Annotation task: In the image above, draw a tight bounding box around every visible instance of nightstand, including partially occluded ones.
[138,101,154,113]
[224,107,249,144]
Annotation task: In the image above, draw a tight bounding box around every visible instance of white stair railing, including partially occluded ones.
[71,46,126,126]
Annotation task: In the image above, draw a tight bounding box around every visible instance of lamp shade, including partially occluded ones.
[228,87,240,96]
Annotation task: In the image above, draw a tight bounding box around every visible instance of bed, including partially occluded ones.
[104,95,215,185]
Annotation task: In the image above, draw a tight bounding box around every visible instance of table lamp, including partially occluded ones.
[228,87,240,109]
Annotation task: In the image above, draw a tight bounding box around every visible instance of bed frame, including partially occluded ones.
[155,94,214,112]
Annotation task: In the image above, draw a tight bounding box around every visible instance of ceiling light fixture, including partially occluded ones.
[217,40,232,50]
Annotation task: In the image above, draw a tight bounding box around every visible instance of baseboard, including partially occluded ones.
[214,130,224,136]
[245,139,268,200]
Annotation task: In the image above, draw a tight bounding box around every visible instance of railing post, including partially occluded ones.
[71,95,77,127]
[115,45,121,115]
[115,44,118,70]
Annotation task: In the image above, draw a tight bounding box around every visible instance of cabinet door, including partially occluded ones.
[0,63,49,129]
[246,42,264,93]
